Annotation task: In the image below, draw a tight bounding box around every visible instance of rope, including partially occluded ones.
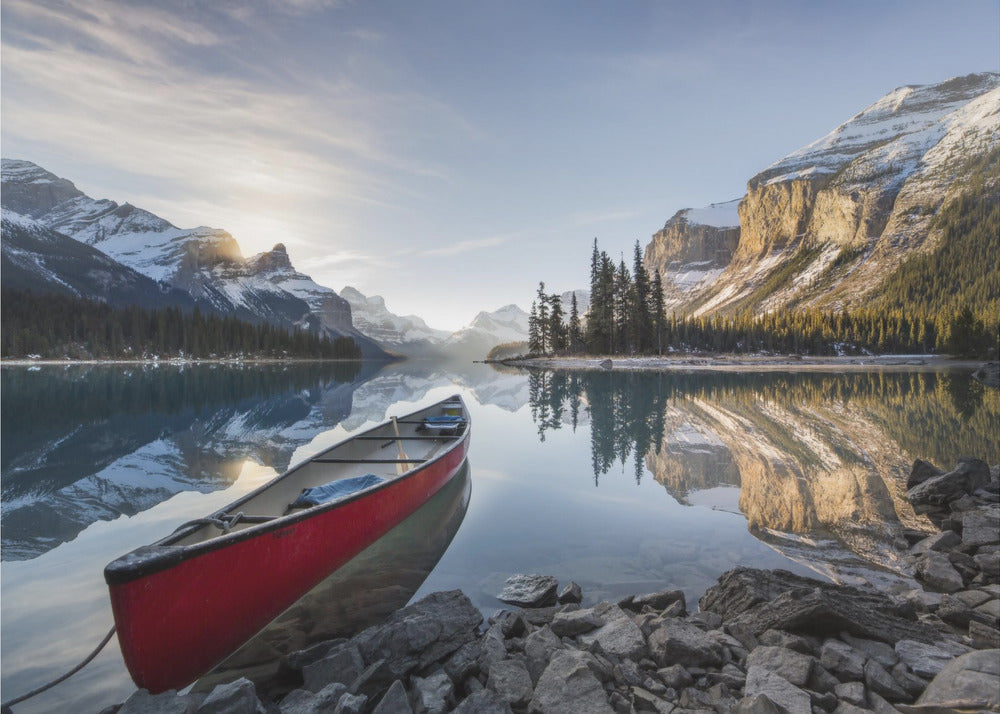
[1,626,117,711]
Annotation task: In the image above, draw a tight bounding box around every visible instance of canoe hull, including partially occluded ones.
[108,428,468,692]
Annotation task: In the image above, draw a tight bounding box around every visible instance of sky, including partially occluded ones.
[2,1,998,331]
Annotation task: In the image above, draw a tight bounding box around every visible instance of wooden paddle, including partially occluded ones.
[391,417,408,475]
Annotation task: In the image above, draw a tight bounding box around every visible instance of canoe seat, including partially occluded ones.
[290,473,386,509]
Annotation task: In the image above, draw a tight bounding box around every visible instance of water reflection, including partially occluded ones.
[195,465,471,700]
[1,362,371,560]
[528,369,1000,584]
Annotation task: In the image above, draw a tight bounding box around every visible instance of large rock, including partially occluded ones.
[893,640,956,679]
[906,458,991,511]
[371,680,413,714]
[528,650,614,714]
[647,618,725,668]
[745,646,815,687]
[197,678,263,714]
[453,689,513,714]
[352,590,482,683]
[914,552,965,593]
[118,690,197,714]
[622,589,687,614]
[302,643,365,691]
[577,606,648,660]
[550,607,605,638]
[700,568,938,644]
[907,460,944,489]
[743,666,811,714]
[524,626,564,684]
[498,575,559,608]
[410,671,453,714]
[962,507,1000,547]
[914,648,1000,709]
[819,640,866,681]
[487,658,533,708]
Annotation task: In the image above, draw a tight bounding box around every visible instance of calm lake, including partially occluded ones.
[2,361,998,712]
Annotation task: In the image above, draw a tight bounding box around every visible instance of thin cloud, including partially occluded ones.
[422,236,508,257]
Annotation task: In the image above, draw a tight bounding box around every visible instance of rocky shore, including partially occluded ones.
[106,458,999,714]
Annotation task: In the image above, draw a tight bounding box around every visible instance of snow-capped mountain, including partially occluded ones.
[340,286,450,357]
[443,304,530,361]
[1,209,196,310]
[644,72,1000,315]
[1,159,387,357]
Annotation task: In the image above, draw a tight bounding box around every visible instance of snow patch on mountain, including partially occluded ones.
[684,199,741,228]
[341,286,450,356]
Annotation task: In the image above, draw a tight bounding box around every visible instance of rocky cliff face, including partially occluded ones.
[645,72,1000,316]
[644,201,740,309]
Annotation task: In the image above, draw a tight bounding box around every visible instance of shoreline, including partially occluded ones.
[0,356,391,367]
[500,354,986,373]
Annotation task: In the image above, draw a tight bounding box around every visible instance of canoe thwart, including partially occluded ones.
[172,512,275,534]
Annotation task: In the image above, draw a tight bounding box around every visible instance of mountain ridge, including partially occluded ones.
[0,160,389,358]
[644,72,1000,318]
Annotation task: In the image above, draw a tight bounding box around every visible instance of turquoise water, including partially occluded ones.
[2,362,997,711]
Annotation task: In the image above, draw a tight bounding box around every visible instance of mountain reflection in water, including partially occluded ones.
[0,363,370,560]
[527,369,1000,585]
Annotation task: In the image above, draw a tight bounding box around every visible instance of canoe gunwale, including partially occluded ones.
[104,394,469,586]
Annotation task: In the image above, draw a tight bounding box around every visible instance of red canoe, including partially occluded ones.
[105,395,470,692]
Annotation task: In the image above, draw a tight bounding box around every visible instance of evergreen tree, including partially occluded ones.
[568,292,583,352]
[548,293,568,353]
[651,270,666,355]
[536,282,550,354]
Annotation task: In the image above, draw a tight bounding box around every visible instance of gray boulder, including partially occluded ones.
[197,678,263,714]
[915,648,1000,709]
[647,618,724,668]
[528,650,614,714]
[119,690,197,714]
[893,640,956,679]
[963,507,1000,547]
[623,589,687,614]
[550,607,605,638]
[907,460,944,489]
[410,671,453,714]
[700,568,938,644]
[352,590,482,681]
[558,581,583,604]
[332,692,367,714]
[452,689,513,714]
[372,680,413,714]
[487,657,533,708]
[863,659,910,703]
[743,666,811,714]
[498,575,559,608]
[840,633,899,669]
[302,643,365,691]
[524,626,564,684]
[906,458,991,511]
[745,646,815,687]
[818,640,866,681]
[578,606,648,660]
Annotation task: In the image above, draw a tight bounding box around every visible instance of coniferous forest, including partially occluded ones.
[1,289,363,360]
[527,178,999,359]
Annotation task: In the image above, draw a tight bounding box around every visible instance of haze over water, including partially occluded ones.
[1,362,997,712]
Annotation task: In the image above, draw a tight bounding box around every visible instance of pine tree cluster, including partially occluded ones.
[1,289,363,360]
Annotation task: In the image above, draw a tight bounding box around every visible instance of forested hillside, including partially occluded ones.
[1,289,362,360]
